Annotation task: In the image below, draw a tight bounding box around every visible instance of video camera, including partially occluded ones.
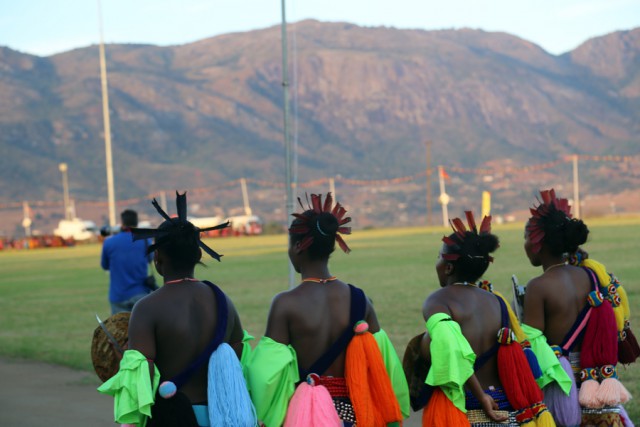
[99,225,121,237]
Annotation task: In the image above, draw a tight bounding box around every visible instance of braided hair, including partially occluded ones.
[442,212,499,283]
[527,189,589,256]
[130,192,230,268]
[288,193,352,261]
[155,218,203,271]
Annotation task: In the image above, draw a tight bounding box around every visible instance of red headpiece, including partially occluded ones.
[288,193,352,253]
[527,189,572,254]
[441,211,493,262]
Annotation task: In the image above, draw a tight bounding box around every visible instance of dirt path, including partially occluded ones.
[0,357,422,426]
[0,357,114,427]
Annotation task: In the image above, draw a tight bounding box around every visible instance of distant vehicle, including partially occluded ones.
[188,215,262,237]
[228,214,263,236]
[53,219,99,241]
[189,216,229,237]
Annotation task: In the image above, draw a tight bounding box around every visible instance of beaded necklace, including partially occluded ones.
[164,278,200,285]
[543,262,566,273]
[302,276,337,284]
[450,281,477,287]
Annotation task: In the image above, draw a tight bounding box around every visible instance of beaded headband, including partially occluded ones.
[441,211,493,262]
[288,192,352,253]
[130,191,230,261]
[526,188,572,254]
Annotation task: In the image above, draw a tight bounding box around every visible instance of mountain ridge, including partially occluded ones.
[0,21,638,229]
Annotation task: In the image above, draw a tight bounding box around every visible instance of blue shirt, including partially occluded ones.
[100,231,152,303]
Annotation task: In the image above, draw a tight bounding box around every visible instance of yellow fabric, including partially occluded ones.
[425,313,476,413]
[582,259,627,332]
[97,349,160,427]
[493,290,526,342]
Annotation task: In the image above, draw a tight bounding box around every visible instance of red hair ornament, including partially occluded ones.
[289,193,352,253]
[441,211,494,262]
[526,189,572,254]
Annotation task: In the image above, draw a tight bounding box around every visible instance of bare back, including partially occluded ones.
[423,286,503,388]
[128,282,243,403]
[265,281,379,377]
[523,265,592,347]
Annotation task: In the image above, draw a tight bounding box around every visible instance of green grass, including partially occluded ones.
[1,220,639,421]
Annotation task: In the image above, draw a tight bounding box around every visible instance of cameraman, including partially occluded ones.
[100,209,152,314]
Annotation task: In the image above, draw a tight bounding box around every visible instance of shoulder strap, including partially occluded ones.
[169,281,228,388]
[559,267,597,353]
[473,295,507,371]
[299,284,367,378]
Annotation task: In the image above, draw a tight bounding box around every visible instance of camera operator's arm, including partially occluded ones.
[100,239,110,270]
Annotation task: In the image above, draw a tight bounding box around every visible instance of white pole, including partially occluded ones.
[22,201,32,237]
[241,178,252,216]
[329,177,336,200]
[438,166,450,227]
[98,0,116,227]
[573,154,580,218]
[159,191,167,213]
[59,163,71,220]
[281,0,296,288]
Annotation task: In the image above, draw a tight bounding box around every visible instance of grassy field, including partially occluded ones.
[1,218,639,421]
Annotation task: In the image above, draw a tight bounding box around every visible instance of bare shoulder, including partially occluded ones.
[422,288,451,320]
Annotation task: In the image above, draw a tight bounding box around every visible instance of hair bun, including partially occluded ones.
[316,213,339,237]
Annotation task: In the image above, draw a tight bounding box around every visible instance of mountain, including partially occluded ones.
[0,21,638,230]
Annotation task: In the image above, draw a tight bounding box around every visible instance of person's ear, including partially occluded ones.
[294,241,304,255]
[445,262,455,276]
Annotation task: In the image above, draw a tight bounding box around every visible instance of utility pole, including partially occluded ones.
[425,140,432,226]
[572,154,580,218]
[98,0,116,227]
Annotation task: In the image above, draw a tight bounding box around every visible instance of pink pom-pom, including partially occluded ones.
[159,381,177,399]
[578,379,602,408]
[353,320,369,334]
[284,382,341,427]
[596,377,622,406]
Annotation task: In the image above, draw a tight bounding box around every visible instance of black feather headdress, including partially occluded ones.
[130,191,230,261]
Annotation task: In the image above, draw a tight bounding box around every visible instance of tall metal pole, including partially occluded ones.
[59,163,71,220]
[281,0,296,288]
[425,140,432,226]
[98,0,116,227]
[438,165,450,227]
[573,154,581,218]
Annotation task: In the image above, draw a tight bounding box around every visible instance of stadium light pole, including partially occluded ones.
[98,0,117,228]
[281,0,296,289]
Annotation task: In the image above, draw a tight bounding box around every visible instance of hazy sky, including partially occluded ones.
[1,0,638,57]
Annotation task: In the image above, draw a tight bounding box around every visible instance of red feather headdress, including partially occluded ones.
[526,188,572,254]
[289,192,352,253]
[441,210,493,262]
